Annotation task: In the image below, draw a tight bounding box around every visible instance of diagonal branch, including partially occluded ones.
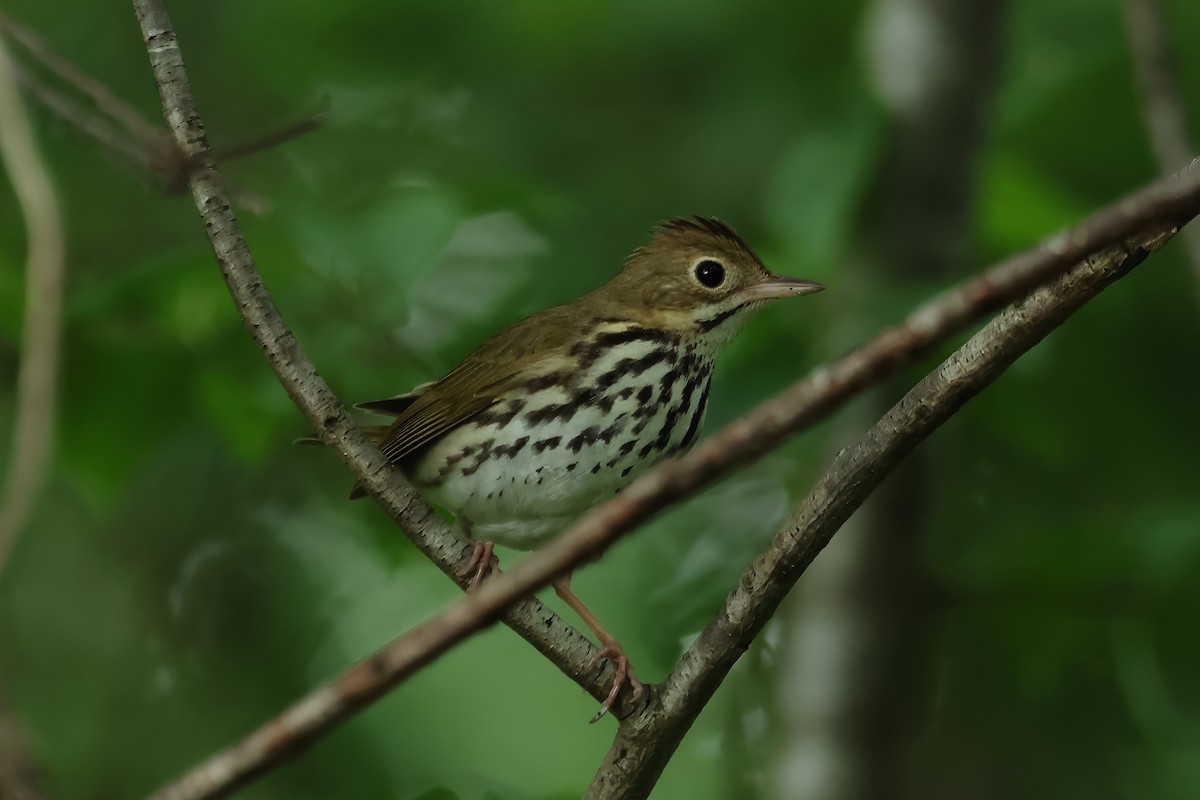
[0,10,324,203]
[0,9,179,180]
[0,10,164,144]
[11,61,165,175]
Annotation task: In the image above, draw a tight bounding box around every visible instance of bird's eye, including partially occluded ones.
[693,259,726,289]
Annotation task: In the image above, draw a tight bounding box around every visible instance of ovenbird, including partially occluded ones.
[337,217,822,718]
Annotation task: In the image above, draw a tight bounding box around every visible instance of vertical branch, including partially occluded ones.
[0,27,67,580]
[0,30,62,800]
[1122,0,1200,286]
[1123,0,1195,170]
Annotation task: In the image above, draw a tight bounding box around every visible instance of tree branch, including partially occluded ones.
[0,9,178,179]
[0,10,321,206]
[0,10,163,144]
[585,226,1179,798]
[0,23,66,588]
[0,30,63,800]
[11,59,165,175]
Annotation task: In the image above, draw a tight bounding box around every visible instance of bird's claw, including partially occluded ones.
[457,541,499,591]
[587,644,645,723]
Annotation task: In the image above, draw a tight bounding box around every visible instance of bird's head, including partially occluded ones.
[596,216,824,346]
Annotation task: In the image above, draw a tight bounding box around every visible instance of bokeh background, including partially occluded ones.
[2,0,1199,798]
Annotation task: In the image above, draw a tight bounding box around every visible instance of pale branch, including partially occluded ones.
[1123,0,1194,171]
[0,29,66,584]
[145,138,1200,800]
[0,31,63,800]
[1122,0,1200,286]
[585,227,1180,798]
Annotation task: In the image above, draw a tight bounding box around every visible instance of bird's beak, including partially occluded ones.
[739,276,825,303]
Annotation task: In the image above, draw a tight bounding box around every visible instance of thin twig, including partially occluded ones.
[208,95,331,166]
[0,11,322,202]
[0,10,164,143]
[585,228,1180,798]
[1122,0,1200,286]
[12,61,167,174]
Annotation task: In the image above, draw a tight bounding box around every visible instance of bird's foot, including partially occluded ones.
[457,540,499,591]
[588,641,645,723]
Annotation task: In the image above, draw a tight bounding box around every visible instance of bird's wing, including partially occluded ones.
[372,305,579,464]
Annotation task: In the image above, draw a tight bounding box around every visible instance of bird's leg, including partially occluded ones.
[455,520,500,591]
[553,574,645,722]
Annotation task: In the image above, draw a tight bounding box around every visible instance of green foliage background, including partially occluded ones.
[1,1,1198,798]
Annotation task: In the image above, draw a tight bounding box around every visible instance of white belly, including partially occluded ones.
[409,339,712,550]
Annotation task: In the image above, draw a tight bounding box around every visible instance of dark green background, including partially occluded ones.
[1,1,1198,798]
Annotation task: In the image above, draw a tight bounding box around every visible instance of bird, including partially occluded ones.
[331,217,822,719]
